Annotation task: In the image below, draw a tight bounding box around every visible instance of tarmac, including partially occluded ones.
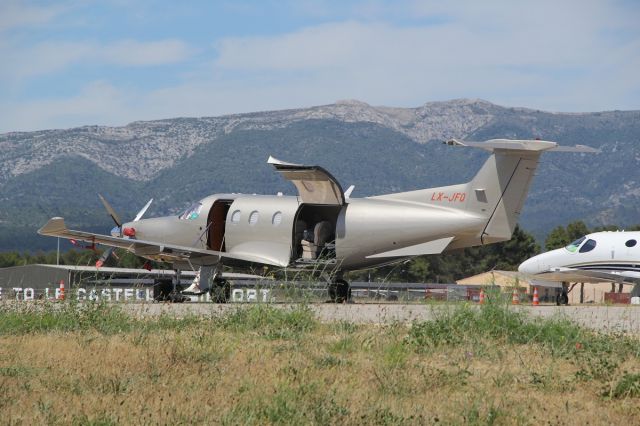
[121,303,640,334]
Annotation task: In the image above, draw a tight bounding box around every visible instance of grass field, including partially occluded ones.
[1,300,639,425]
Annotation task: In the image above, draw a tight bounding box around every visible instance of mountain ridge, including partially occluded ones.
[1,98,639,251]
[0,99,529,183]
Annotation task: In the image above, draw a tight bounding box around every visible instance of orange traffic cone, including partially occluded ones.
[512,288,519,305]
[532,287,540,306]
[59,280,65,301]
[479,288,485,304]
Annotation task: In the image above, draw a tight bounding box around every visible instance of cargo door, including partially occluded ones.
[268,156,346,205]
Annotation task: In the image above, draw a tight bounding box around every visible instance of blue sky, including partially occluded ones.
[1,0,638,132]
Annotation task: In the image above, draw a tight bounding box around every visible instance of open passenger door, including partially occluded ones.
[268,156,346,205]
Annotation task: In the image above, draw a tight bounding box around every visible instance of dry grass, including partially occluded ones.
[0,302,639,425]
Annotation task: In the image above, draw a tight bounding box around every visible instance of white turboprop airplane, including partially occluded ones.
[518,231,640,304]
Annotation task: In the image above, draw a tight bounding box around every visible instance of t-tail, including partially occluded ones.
[377,139,597,247]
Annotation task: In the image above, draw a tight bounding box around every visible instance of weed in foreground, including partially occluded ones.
[221,382,349,425]
[605,372,640,399]
[1,300,640,424]
[216,304,316,339]
[406,298,638,360]
[405,297,640,405]
[0,301,133,335]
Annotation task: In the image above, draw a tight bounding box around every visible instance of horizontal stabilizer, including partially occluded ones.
[445,138,598,153]
[367,237,454,258]
[39,217,66,236]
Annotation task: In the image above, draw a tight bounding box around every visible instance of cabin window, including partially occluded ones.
[626,239,637,248]
[231,210,241,224]
[565,237,586,253]
[272,211,282,226]
[179,202,202,220]
[249,211,259,226]
[579,239,597,253]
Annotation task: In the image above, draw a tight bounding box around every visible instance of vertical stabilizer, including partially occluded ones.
[445,139,594,244]
[375,139,595,246]
[466,151,539,244]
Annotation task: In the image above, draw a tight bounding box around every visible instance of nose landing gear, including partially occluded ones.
[556,282,569,305]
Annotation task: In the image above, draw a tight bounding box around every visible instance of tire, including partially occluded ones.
[556,292,569,305]
[327,280,351,303]
[335,279,350,303]
[328,283,338,302]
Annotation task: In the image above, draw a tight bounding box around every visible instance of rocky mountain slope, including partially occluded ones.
[1,99,638,251]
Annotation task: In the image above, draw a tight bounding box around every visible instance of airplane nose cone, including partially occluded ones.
[518,257,539,275]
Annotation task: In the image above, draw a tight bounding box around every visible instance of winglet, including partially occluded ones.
[38,217,67,236]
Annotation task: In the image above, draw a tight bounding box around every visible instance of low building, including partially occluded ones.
[457,270,529,290]
[0,264,194,300]
[456,270,634,304]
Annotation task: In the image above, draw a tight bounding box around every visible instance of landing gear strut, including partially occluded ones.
[153,269,189,302]
[556,282,569,306]
[328,278,352,303]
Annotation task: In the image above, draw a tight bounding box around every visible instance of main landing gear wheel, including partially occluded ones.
[556,291,569,306]
[209,279,231,303]
[328,279,352,303]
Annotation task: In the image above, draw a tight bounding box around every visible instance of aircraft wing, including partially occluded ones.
[268,156,345,205]
[38,217,289,267]
[525,267,640,286]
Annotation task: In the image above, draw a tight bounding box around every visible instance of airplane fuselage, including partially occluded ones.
[519,231,640,282]
[124,193,486,271]
[39,139,596,290]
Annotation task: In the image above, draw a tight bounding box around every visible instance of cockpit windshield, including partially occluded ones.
[565,236,586,253]
[579,239,597,253]
[179,202,203,220]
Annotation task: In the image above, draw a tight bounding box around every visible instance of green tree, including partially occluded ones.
[407,257,430,282]
[545,220,593,251]
[488,225,540,270]
[566,221,589,241]
[545,225,569,250]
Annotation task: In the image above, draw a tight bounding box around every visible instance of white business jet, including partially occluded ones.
[519,231,640,304]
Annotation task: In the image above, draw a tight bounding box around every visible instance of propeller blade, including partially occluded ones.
[133,198,153,222]
[96,247,114,269]
[98,194,122,228]
[344,185,355,199]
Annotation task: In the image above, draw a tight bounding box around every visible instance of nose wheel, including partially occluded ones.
[556,291,569,305]
[328,279,352,303]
